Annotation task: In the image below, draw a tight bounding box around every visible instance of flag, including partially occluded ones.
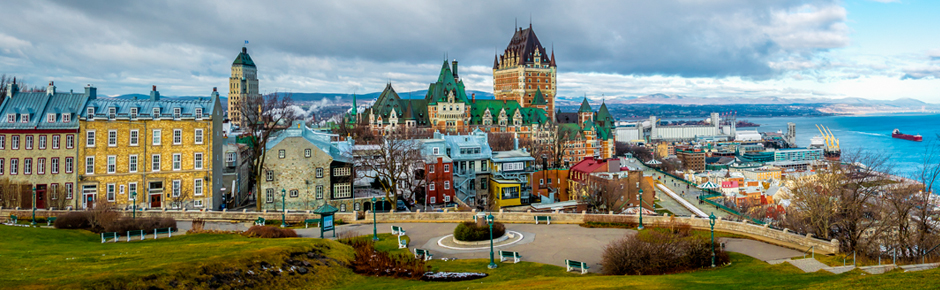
[245,40,249,45]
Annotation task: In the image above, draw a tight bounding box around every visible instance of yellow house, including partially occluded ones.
[488,148,535,209]
[490,178,522,208]
[78,86,223,210]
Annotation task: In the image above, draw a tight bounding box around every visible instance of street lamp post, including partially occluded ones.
[132,191,137,219]
[31,187,37,226]
[709,212,717,267]
[371,197,379,241]
[280,189,287,228]
[487,213,497,269]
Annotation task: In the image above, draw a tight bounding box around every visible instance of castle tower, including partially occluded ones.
[229,46,259,127]
[493,23,557,119]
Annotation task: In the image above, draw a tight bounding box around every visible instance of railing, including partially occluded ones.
[803,245,815,259]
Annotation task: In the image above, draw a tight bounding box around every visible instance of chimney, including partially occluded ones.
[242,47,247,54]
[5,78,17,99]
[472,93,475,103]
[210,87,220,102]
[47,81,56,96]
[149,85,160,101]
[84,85,97,100]
[451,59,458,78]
[513,137,519,150]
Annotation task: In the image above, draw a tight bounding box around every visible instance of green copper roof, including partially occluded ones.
[531,88,548,105]
[595,101,613,129]
[233,47,256,67]
[578,97,592,113]
[313,203,339,214]
[426,60,469,105]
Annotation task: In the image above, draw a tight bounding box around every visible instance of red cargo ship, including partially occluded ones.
[892,129,923,142]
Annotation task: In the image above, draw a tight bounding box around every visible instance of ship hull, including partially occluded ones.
[892,133,923,142]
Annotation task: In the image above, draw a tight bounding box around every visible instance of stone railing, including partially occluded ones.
[0,207,838,254]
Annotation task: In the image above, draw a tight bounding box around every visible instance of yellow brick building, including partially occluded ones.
[78,86,223,209]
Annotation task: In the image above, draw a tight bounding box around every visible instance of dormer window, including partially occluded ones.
[21,114,29,123]
[62,114,70,123]
[130,108,138,119]
[47,113,56,123]
[194,108,203,119]
[86,107,95,120]
[7,114,15,123]
[108,107,116,119]
[153,108,160,119]
[173,108,181,119]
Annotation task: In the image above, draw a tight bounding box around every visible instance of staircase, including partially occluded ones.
[453,169,476,208]
[786,258,829,273]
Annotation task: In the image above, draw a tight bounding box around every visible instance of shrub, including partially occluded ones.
[454,221,505,242]
[101,217,178,234]
[601,230,730,275]
[54,212,91,229]
[242,225,298,238]
[343,238,428,279]
[652,218,692,236]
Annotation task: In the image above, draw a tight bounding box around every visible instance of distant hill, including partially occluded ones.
[109,90,495,104]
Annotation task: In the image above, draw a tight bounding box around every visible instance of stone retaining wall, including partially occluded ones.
[0,207,838,254]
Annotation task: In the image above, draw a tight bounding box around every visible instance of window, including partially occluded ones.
[316,168,323,178]
[11,135,18,149]
[66,134,74,148]
[194,153,203,169]
[6,114,13,123]
[129,155,138,172]
[333,167,350,176]
[50,184,58,200]
[0,135,4,149]
[0,158,3,175]
[38,135,46,149]
[21,114,29,123]
[151,154,160,172]
[65,157,73,173]
[429,165,435,173]
[25,135,32,149]
[340,203,346,212]
[129,130,138,146]
[130,107,138,119]
[108,130,117,146]
[10,159,17,175]
[481,160,488,171]
[86,130,95,147]
[432,147,439,155]
[444,164,450,172]
[289,189,298,198]
[430,196,436,204]
[278,149,285,159]
[23,158,31,174]
[354,203,360,211]
[316,185,323,199]
[85,157,94,174]
[107,184,115,202]
[108,107,116,119]
[153,108,160,119]
[106,156,116,173]
[194,129,204,144]
[444,181,450,189]
[62,113,70,123]
[152,129,161,145]
[304,148,311,158]
[266,188,274,203]
[52,135,59,149]
[226,152,236,167]
[173,129,182,144]
[429,183,435,191]
[128,183,137,200]
[194,200,203,207]
[481,177,487,189]
[172,153,181,170]
[266,170,274,181]
[172,180,181,197]
[119,184,125,196]
[195,108,203,119]
[333,184,351,198]
[87,107,95,120]
[194,179,204,196]
[444,195,451,203]
[37,158,45,174]
[65,183,73,200]
[173,108,181,119]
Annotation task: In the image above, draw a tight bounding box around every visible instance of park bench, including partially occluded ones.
[414,248,433,261]
[154,227,174,239]
[534,215,552,225]
[254,217,266,226]
[304,219,320,228]
[565,259,590,274]
[9,214,17,224]
[391,225,407,236]
[46,217,57,226]
[398,235,408,249]
[101,232,119,243]
[126,230,146,242]
[499,250,522,263]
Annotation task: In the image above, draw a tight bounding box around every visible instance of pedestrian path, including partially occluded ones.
[786,258,829,273]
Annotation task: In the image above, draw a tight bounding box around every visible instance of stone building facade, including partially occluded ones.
[0,81,90,209]
[78,86,223,210]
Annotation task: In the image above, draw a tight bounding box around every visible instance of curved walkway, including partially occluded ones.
[297,222,803,273]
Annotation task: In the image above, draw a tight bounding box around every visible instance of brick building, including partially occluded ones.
[493,24,557,119]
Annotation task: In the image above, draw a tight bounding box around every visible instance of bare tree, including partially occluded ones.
[350,128,424,207]
[241,92,300,211]
[913,136,940,255]
[487,132,515,151]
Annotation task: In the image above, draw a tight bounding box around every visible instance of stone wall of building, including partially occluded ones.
[260,136,332,211]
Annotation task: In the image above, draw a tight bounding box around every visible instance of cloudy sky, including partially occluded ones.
[1,0,938,102]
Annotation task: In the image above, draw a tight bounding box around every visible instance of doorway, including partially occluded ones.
[35,184,46,209]
[149,181,163,208]
[82,185,96,209]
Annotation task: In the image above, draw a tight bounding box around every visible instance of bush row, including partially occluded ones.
[601,224,730,275]
[53,211,176,234]
[242,226,298,238]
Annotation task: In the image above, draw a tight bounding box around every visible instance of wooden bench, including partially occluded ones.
[46,217,57,226]
[126,230,146,242]
[565,260,590,274]
[499,250,522,263]
[154,227,174,239]
[391,225,407,236]
[101,232,119,243]
[398,236,408,249]
[534,215,552,225]
[254,217,266,226]
[9,214,17,224]
[414,248,433,261]
[304,219,320,228]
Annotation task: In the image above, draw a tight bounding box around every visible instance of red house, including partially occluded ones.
[423,155,455,206]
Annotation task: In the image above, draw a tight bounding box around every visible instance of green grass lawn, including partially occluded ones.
[4,225,940,289]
